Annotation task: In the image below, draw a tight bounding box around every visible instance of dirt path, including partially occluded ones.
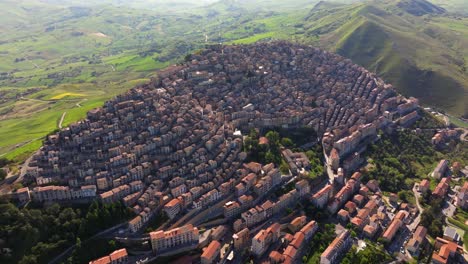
[460,129,468,142]
[58,112,66,129]
[76,98,88,108]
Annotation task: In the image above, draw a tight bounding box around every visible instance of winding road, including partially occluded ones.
[410,184,423,231]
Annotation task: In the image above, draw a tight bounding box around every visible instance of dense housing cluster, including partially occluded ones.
[12,42,435,263]
[23,42,418,201]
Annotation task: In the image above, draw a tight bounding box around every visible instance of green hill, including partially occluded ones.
[429,0,468,14]
[397,0,445,16]
[301,0,468,117]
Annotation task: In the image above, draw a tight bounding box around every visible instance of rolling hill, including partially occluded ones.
[300,0,468,117]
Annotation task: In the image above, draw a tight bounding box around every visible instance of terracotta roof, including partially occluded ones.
[351,172,362,181]
[129,215,142,225]
[89,256,111,264]
[109,248,127,261]
[290,216,306,228]
[357,208,370,220]
[150,224,197,240]
[351,217,363,227]
[259,137,269,145]
[313,185,332,198]
[261,200,274,211]
[431,253,447,264]
[290,232,305,249]
[382,219,402,241]
[344,201,357,212]
[17,187,29,193]
[254,229,268,242]
[201,240,221,260]
[395,210,407,221]
[283,245,298,259]
[321,230,350,259]
[300,220,317,235]
[363,225,376,235]
[269,251,283,263]
[353,194,365,204]
[420,179,429,187]
[282,255,293,264]
[164,198,180,207]
[243,162,262,172]
[338,209,349,218]
[266,223,281,235]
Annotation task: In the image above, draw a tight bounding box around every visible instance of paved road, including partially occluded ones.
[15,148,41,183]
[410,185,423,231]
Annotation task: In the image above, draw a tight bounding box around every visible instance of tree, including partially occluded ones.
[75,237,81,249]
[0,157,11,167]
[281,137,294,148]
[249,128,258,139]
[265,131,280,147]
[184,54,192,62]
[0,169,6,181]
[398,191,407,202]
[265,151,276,164]
[429,219,443,237]
[280,160,289,174]
[108,240,117,251]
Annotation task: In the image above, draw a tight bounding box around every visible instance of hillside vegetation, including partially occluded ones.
[0,0,467,163]
[301,0,467,118]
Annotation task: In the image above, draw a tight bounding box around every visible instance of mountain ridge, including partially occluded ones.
[303,0,467,117]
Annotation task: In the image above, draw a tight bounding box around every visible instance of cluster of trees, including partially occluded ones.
[305,145,325,179]
[244,127,322,177]
[0,158,9,167]
[274,126,317,146]
[412,110,445,129]
[0,169,6,181]
[363,130,439,193]
[244,129,283,165]
[341,242,392,264]
[65,238,119,264]
[0,157,10,181]
[145,212,169,233]
[397,190,415,205]
[302,200,328,221]
[420,197,445,237]
[303,223,336,263]
[0,200,133,264]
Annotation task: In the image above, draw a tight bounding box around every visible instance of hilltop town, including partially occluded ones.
[6,42,468,264]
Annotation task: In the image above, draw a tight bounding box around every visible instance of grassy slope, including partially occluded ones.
[429,0,468,14]
[302,0,468,117]
[0,1,202,161]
